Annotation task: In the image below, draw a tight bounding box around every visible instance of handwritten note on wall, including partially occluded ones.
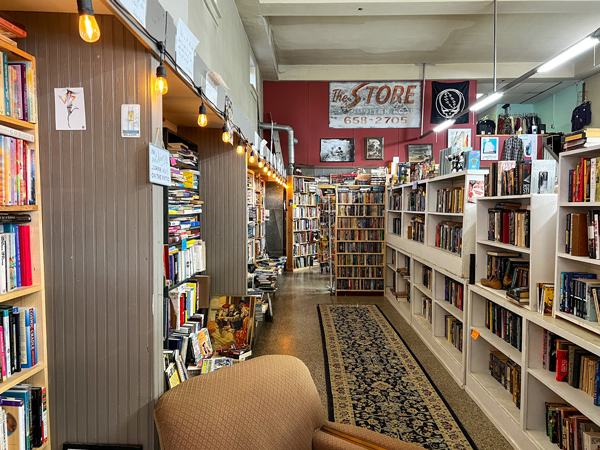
[175,18,199,81]
[120,0,147,27]
[149,143,171,186]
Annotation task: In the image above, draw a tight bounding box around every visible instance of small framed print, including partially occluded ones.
[320,138,355,162]
[407,144,433,163]
[365,137,384,160]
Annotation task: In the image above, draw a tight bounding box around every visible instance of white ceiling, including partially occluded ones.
[237,0,600,102]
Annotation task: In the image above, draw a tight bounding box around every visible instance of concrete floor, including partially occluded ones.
[253,269,513,450]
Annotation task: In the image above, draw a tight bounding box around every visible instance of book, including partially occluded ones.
[1,397,25,450]
[164,362,181,389]
[556,339,572,382]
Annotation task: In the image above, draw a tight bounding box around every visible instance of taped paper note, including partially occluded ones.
[120,0,147,27]
[175,18,199,80]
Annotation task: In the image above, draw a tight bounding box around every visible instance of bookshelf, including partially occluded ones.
[0,41,51,445]
[553,144,600,334]
[286,175,319,271]
[385,244,411,323]
[336,185,385,293]
[317,185,336,270]
[247,170,266,264]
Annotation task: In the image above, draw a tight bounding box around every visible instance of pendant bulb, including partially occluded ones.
[155,64,168,95]
[222,124,231,143]
[77,0,100,42]
[198,102,208,127]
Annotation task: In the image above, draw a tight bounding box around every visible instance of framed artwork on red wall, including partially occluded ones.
[320,138,355,162]
[365,137,384,160]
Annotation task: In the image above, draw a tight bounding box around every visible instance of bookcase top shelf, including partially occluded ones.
[557,143,600,158]
[0,114,36,130]
[0,205,39,212]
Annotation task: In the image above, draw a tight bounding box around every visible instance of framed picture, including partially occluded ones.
[63,445,142,450]
[480,136,499,161]
[320,138,355,162]
[518,134,538,160]
[407,144,433,163]
[365,137,384,160]
[447,128,472,149]
[207,295,258,349]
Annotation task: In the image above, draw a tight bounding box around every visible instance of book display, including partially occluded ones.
[385,245,411,322]
[336,185,385,293]
[286,176,319,271]
[317,185,336,271]
[247,170,266,264]
[0,41,50,446]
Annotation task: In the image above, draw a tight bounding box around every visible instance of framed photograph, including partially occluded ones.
[63,445,142,450]
[480,136,499,161]
[320,138,355,162]
[447,128,472,149]
[365,137,384,160]
[207,295,258,349]
[518,134,538,160]
[407,144,433,163]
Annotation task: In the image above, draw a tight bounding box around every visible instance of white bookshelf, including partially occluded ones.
[554,144,600,333]
[385,243,412,323]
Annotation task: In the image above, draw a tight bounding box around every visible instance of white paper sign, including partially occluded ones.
[149,143,171,186]
[54,87,86,130]
[175,18,199,80]
[121,104,141,138]
[119,0,147,27]
[205,73,218,106]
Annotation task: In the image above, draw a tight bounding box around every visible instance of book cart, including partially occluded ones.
[385,170,485,386]
[0,41,51,446]
[336,185,386,294]
[286,175,319,272]
[467,187,559,449]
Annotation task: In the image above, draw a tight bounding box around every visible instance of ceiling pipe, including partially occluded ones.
[259,122,297,175]
[493,0,498,92]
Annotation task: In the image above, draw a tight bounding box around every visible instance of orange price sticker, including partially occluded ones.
[471,329,480,340]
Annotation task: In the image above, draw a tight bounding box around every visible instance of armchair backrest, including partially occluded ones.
[154,355,326,450]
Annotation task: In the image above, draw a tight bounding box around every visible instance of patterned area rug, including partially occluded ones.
[318,304,475,450]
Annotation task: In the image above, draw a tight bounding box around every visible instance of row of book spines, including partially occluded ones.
[544,401,600,449]
[421,297,432,322]
[484,161,532,197]
[444,278,464,311]
[489,351,521,408]
[0,55,37,123]
[337,218,384,228]
[392,218,401,235]
[0,307,37,380]
[0,136,35,207]
[422,267,432,289]
[485,300,523,351]
[388,195,401,210]
[336,254,384,265]
[568,157,600,203]
[337,267,384,278]
[488,209,530,248]
[336,230,384,240]
[444,316,463,352]
[565,212,600,259]
[435,187,464,213]
[0,225,32,294]
[336,279,384,291]
[337,193,384,203]
[542,330,600,404]
[558,272,598,316]
[435,222,462,255]
[0,385,48,450]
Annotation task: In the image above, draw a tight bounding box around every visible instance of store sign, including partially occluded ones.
[149,143,171,186]
[329,81,422,129]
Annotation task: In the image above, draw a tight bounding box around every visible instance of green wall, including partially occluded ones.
[532,83,582,133]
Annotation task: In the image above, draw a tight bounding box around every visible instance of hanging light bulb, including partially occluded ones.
[155,64,168,95]
[222,124,231,143]
[197,102,208,127]
[258,158,264,169]
[249,152,255,164]
[263,164,268,173]
[77,0,100,43]
[236,138,245,155]
[268,168,273,176]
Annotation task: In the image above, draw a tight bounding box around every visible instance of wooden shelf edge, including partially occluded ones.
[0,205,39,212]
[0,362,47,394]
[0,284,43,303]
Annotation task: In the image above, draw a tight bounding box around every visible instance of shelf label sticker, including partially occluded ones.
[471,329,480,340]
[412,181,417,189]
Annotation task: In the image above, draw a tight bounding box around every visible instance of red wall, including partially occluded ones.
[263,80,480,168]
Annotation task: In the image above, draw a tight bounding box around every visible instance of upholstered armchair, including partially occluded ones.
[154,355,422,450]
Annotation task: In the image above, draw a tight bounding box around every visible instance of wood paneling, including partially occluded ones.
[179,127,247,294]
[16,12,158,449]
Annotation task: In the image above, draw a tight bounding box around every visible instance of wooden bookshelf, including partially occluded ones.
[0,42,51,444]
[247,170,266,264]
[317,185,336,269]
[336,185,385,293]
[286,175,319,271]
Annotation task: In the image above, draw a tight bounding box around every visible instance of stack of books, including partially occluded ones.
[435,220,462,255]
[557,271,600,321]
[0,127,36,206]
[0,51,37,123]
[444,315,463,352]
[0,218,33,293]
[484,160,556,196]
[544,401,600,448]
[489,350,521,408]
[487,204,530,248]
[0,384,48,449]
[444,277,464,310]
[485,300,522,350]
[436,187,464,213]
[567,156,600,202]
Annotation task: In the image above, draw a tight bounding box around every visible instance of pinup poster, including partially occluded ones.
[54,87,86,130]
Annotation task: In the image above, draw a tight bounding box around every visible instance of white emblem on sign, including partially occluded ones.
[436,88,466,119]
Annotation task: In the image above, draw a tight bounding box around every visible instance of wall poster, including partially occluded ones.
[329,81,422,129]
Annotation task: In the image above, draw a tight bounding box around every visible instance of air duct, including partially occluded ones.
[259,122,297,175]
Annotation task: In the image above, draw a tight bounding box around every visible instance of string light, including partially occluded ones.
[263,164,268,173]
[249,152,255,164]
[258,158,264,169]
[77,0,100,43]
[197,102,208,127]
[222,124,231,143]
[155,64,168,95]
[236,138,245,155]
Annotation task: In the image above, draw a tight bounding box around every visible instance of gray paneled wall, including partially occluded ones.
[16,13,159,449]
[265,182,285,257]
[179,127,247,294]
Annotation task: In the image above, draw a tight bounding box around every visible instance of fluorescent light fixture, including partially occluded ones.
[433,120,455,133]
[538,36,599,73]
[470,92,503,112]
[476,93,484,99]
